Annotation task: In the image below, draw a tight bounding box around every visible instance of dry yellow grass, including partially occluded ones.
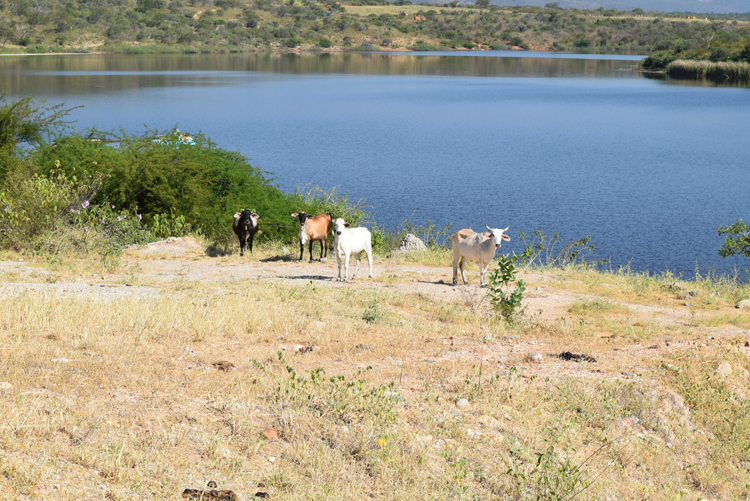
[1,242,749,500]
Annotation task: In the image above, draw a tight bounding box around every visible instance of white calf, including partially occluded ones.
[333,218,373,282]
[452,224,510,286]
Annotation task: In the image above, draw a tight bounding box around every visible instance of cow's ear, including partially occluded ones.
[502,234,510,241]
[234,213,241,218]
[254,213,260,219]
[344,223,351,228]
[291,213,298,218]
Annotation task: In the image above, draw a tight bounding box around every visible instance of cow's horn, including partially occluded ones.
[485,224,492,231]
[503,226,509,232]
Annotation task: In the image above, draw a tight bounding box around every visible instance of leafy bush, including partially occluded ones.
[487,255,526,322]
[718,219,750,259]
[33,128,295,242]
[0,170,152,266]
[318,37,332,48]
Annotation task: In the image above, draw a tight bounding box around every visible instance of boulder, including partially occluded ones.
[736,299,750,309]
[394,234,427,254]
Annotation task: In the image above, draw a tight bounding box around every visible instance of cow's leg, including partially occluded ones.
[352,251,362,280]
[344,252,351,282]
[298,241,304,262]
[321,235,328,261]
[365,245,373,278]
[248,234,254,254]
[459,257,467,284]
[452,249,460,284]
[336,252,343,281]
[480,260,488,286]
[309,240,315,263]
[238,236,245,257]
[318,239,325,261]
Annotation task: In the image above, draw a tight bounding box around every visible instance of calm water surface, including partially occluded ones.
[2,52,748,276]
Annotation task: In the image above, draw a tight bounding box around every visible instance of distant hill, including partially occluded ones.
[486,0,750,14]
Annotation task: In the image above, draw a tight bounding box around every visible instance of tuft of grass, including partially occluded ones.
[568,298,631,317]
[667,59,750,82]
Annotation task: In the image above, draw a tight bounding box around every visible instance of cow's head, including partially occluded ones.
[238,209,259,230]
[291,211,309,227]
[334,218,351,236]
[485,224,510,248]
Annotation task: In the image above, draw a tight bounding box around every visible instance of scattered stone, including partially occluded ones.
[455,398,470,408]
[525,352,543,364]
[212,361,235,371]
[527,340,537,345]
[0,382,12,394]
[52,358,70,363]
[684,291,699,300]
[715,361,732,377]
[268,456,276,463]
[394,233,428,254]
[182,481,238,501]
[184,346,197,356]
[737,299,750,309]
[558,352,597,363]
[292,344,313,354]
[262,428,279,440]
[622,371,637,378]
[354,343,369,351]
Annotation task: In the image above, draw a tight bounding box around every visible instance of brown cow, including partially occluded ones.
[291,211,333,262]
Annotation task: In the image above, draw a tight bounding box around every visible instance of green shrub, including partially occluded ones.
[33,129,292,241]
[487,255,526,322]
[0,170,152,266]
[318,37,332,48]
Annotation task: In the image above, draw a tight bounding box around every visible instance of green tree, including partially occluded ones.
[718,219,750,259]
[0,93,79,180]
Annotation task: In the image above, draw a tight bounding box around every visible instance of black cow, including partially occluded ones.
[232,209,260,256]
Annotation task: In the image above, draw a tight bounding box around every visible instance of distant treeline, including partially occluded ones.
[0,0,749,54]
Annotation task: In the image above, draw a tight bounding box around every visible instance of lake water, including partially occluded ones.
[2,52,749,276]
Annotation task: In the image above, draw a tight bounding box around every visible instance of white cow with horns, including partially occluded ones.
[452,225,510,286]
[333,218,373,282]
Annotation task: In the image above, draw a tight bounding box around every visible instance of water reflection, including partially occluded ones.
[0,52,646,95]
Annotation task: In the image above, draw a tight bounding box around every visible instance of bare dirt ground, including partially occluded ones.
[3,237,748,386]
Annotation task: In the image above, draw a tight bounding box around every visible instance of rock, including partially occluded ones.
[525,352,543,364]
[737,299,750,309]
[394,233,427,254]
[262,428,279,440]
[684,291,698,300]
[456,398,470,408]
[212,360,235,371]
[715,361,732,377]
[52,358,69,363]
[0,382,12,394]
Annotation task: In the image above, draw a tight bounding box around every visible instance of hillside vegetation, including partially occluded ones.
[0,0,748,54]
